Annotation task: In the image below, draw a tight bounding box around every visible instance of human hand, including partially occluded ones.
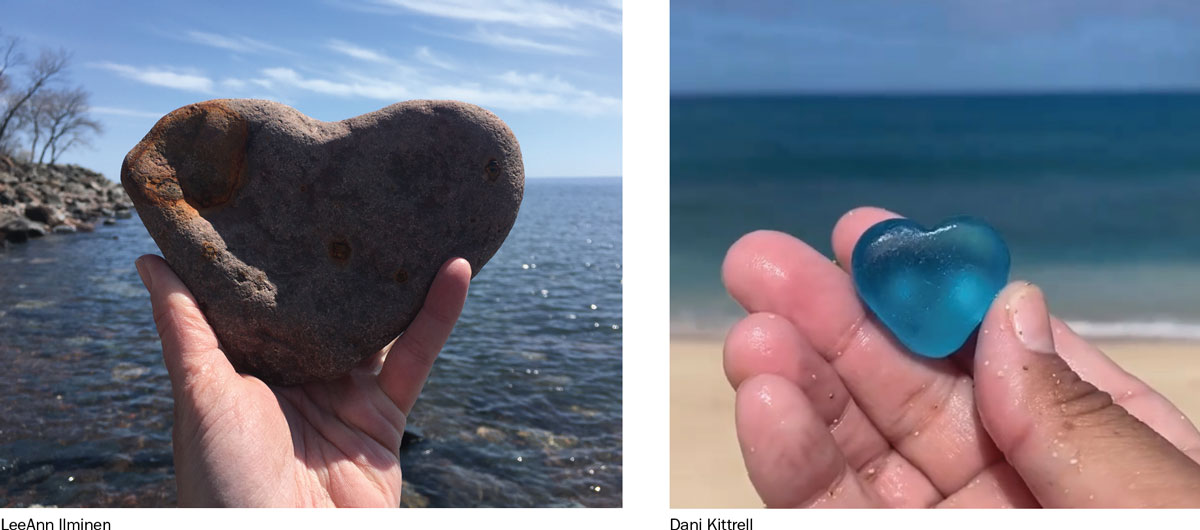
[721,206,1200,508]
[135,254,471,507]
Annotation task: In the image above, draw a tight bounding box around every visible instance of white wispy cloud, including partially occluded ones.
[491,70,619,115]
[424,82,619,116]
[90,106,165,119]
[495,71,578,94]
[415,46,456,70]
[256,65,618,116]
[453,26,587,55]
[101,23,617,118]
[185,31,287,54]
[92,62,213,93]
[365,0,621,33]
[327,39,393,64]
[260,67,407,99]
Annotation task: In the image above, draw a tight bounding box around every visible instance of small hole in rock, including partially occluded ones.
[485,158,501,181]
[394,269,409,283]
[329,240,351,261]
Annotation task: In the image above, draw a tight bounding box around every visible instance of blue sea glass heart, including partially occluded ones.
[851,217,1010,358]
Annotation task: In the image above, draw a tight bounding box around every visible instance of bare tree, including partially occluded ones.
[16,89,47,161]
[0,33,20,91]
[36,87,100,163]
[0,30,98,164]
[0,31,22,154]
[0,42,69,155]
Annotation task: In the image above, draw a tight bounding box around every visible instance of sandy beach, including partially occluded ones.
[670,334,1200,508]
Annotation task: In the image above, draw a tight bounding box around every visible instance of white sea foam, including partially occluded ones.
[1065,320,1200,341]
[673,315,1200,342]
[670,307,1200,342]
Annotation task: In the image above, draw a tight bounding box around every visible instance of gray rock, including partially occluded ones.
[52,224,76,234]
[400,481,430,508]
[3,218,48,243]
[400,426,424,449]
[474,425,508,443]
[24,205,67,226]
[0,156,131,244]
[122,99,524,385]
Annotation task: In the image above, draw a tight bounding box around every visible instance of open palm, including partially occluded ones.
[721,207,1200,508]
[136,254,471,507]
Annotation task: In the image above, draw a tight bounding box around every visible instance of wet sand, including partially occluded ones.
[670,335,1200,508]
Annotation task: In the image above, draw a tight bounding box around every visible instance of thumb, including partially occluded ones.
[136,254,237,396]
[973,281,1200,508]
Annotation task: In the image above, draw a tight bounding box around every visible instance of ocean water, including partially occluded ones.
[672,93,1200,339]
[0,177,622,507]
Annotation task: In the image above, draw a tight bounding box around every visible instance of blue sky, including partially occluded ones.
[673,0,1200,94]
[6,0,621,180]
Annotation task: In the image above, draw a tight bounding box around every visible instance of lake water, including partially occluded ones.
[0,177,622,507]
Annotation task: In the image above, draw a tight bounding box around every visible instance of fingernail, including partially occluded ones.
[134,257,151,290]
[1008,283,1055,354]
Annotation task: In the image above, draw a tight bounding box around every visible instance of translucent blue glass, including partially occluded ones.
[851,217,1010,358]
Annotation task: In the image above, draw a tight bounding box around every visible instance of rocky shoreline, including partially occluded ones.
[0,156,132,249]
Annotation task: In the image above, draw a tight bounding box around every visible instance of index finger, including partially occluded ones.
[136,254,238,396]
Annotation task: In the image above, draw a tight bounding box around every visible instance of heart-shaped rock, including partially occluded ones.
[122,99,523,385]
[851,217,1009,358]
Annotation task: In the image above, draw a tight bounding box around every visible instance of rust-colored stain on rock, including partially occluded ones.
[122,98,524,385]
[122,101,249,216]
[201,241,220,261]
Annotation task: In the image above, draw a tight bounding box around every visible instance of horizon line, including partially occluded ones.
[93,173,621,182]
[526,174,621,179]
[670,87,1200,99]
